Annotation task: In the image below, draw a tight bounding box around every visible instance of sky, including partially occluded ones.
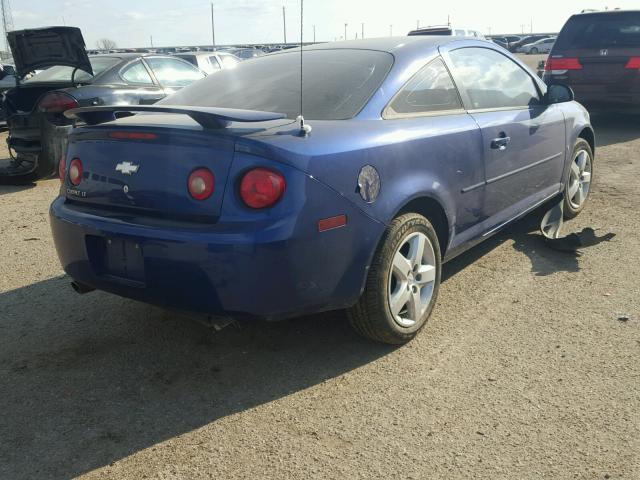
[10,0,640,48]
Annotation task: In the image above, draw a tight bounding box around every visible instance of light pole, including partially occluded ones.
[344,23,347,41]
[313,25,316,43]
[361,22,364,39]
[283,6,287,44]
[210,3,215,49]
[390,24,393,36]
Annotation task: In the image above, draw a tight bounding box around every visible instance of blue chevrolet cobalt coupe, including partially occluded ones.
[51,37,594,344]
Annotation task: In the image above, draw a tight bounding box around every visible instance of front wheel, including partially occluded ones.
[563,138,593,219]
[530,47,539,54]
[348,213,442,344]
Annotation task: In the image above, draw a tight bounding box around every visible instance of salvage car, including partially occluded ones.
[2,26,205,181]
[51,37,594,344]
[543,9,640,112]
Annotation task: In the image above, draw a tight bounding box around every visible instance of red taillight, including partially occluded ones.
[109,131,158,140]
[188,168,215,200]
[625,57,640,69]
[38,92,79,113]
[545,58,583,71]
[239,168,286,209]
[58,157,65,183]
[68,158,83,186]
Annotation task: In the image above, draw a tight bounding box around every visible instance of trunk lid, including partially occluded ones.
[65,121,235,222]
[8,26,92,78]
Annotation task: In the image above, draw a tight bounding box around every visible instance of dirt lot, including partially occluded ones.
[1,110,639,479]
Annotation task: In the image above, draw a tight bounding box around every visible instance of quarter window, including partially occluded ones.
[208,56,221,70]
[121,61,153,85]
[145,57,205,87]
[385,58,462,117]
[448,47,540,110]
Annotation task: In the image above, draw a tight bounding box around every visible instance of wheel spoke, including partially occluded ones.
[390,285,410,316]
[576,151,587,173]
[568,180,580,199]
[571,162,580,180]
[406,288,421,320]
[392,251,412,280]
[575,183,585,205]
[415,265,436,285]
[407,234,426,268]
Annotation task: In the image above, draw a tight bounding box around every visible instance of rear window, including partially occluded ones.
[556,12,640,49]
[25,56,120,83]
[161,49,393,120]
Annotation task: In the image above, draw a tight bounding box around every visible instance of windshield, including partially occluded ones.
[25,56,121,83]
[556,12,640,49]
[161,49,393,120]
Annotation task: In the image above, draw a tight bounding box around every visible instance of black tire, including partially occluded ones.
[530,47,539,54]
[348,213,442,344]
[563,138,593,219]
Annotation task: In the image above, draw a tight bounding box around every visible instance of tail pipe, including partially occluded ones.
[71,281,95,294]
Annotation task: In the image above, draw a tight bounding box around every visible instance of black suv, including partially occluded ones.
[543,10,640,112]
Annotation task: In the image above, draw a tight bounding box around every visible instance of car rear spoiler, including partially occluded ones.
[64,105,287,129]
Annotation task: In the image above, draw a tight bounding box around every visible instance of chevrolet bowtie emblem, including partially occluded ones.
[115,161,140,175]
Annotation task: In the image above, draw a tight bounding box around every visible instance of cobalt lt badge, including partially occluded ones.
[357,165,380,203]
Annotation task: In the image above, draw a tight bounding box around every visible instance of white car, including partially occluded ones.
[173,51,241,75]
[518,37,556,54]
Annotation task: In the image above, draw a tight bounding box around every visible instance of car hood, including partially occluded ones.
[7,26,92,78]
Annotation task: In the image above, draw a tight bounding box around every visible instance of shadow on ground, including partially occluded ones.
[0,205,581,479]
[591,113,640,147]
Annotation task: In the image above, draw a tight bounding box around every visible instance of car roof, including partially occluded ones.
[298,36,465,60]
[574,9,639,16]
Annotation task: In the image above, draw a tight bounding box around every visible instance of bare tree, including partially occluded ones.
[96,38,117,51]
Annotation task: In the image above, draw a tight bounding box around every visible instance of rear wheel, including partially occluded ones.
[563,138,593,219]
[530,47,539,54]
[348,213,441,344]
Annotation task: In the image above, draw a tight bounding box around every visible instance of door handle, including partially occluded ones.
[491,135,511,151]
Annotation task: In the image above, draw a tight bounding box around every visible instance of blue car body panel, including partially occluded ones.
[49,37,594,319]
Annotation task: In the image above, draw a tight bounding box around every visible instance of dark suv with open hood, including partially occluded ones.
[543,10,640,112]
[1,27,205,181]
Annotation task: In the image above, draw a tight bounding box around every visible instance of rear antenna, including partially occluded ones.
[296,0,312,136]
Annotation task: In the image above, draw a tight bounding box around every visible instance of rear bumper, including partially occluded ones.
[49,178,384,320]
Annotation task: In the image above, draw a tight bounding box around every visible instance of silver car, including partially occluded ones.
[173,51,241,75]
[518,37,556,54]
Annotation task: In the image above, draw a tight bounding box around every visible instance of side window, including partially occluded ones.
[145,57,205,87]
[448,47,540,110]
[208,56,221,70]
[121,61,154,85]
[385,58,462,118]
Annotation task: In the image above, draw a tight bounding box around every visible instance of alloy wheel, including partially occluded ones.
[568,149,592,209]
[388,232,437,328]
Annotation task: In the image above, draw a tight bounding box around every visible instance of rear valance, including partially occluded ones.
[64,105,287,129]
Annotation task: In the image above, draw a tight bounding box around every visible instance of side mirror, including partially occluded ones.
[545,83,574,104]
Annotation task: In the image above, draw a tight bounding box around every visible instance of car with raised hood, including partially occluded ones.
[51,37,594,344]
[1,26,205,181]
[543,10,640,112]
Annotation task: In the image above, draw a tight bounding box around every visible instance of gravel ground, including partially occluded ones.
[0,111,638,479]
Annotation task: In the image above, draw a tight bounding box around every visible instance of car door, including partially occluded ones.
[443,46,565,227]
[143,56,206,96]
[119,59,166,104]
[382,57,486,244]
